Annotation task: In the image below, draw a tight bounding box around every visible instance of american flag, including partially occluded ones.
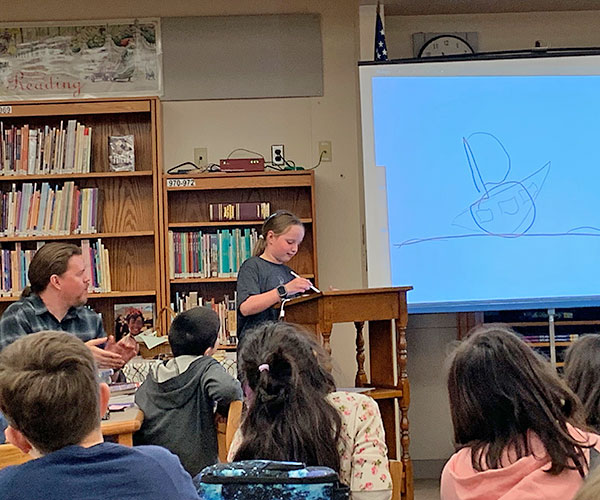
[374,2,388,61]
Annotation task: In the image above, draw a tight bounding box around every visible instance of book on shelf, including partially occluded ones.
[168,228,258,279]
[0,182,99,236]
[171,292,237,346]
[108,135,135,172]
[0,238,110,297]
[208,202,271,222]
[81,239,112,293]
[0,120,92,175]
[114,302,155,341]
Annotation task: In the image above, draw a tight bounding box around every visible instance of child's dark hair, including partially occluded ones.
[448,323,590,477]
[252,210,303,257]
[564,335,600,433]
[168,307,220,357]
[233,322,342,474]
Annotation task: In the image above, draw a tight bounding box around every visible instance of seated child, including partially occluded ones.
[228,321,392,500]
[134,306,242,476]
[441,323,600,500]
[0,330,198,500]
[564,334,600,432]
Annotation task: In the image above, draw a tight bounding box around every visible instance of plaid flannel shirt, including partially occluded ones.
[0,294,105,351]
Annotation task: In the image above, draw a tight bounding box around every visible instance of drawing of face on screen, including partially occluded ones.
[452,132,550,237]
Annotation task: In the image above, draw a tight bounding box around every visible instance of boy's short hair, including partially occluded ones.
[168,307,220,357]
[0,331,100,455]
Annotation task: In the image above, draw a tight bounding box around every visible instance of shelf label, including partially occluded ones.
[166,178,196,188]
[0,106,12,114]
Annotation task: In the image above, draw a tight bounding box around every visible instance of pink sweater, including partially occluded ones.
[441,428,600,500]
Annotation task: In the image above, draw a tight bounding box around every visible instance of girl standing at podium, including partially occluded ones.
[236,210,313,344]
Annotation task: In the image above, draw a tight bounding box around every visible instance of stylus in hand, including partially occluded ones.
[290,271,321,294]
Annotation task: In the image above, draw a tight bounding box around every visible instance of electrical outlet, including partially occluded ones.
[271,145,285,166]
[318,141,332,162]
[194,147,208,168]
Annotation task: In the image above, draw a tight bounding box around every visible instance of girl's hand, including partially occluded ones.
[285,277,312,295]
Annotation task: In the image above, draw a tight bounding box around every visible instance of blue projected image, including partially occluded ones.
[372,74,600,312]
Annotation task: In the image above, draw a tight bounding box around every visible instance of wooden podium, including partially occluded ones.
[282,287,413,500]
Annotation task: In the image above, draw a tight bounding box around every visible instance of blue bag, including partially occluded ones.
[195,460,350,500]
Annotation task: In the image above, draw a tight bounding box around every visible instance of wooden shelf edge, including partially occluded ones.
[170,277,238,284]
[528,341,573,347]
[0,171,153,182]
[1,98,153,117]
[164,171,313,191]
[363,387,404,400]
[217,345,238,351]
[169,218,312,228]
[0,231,155,242]
[0,290,157,303]
[170,274,315,284]
[507,321,549,327]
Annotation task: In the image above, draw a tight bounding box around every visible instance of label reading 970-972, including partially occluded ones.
[166,178,196,188]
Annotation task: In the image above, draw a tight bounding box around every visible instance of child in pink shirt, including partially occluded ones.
[441,324,600,500]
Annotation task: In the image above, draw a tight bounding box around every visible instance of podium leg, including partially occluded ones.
[354,321,367,387]
[396,319,412,500]
[318,323,333,356]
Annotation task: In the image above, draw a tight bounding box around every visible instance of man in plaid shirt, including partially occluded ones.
[0,242,133,370]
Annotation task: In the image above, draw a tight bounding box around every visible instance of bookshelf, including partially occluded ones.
[0,97,164,337]
[483,307,600,368]
[162,171,318,346]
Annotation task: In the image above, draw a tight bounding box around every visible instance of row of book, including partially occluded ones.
[171,291,238,345]
[0,120,92,176]
[168,228,258,279]
[209,202,271,222]
[0,182,99,236]
[0,239,111,297]
[521,334,581,343]
[82,239,112,293]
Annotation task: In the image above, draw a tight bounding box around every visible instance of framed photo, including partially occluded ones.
[0,19,162,100]
[114,302,155,341]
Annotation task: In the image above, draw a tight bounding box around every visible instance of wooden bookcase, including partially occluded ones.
[484,307,600,368]
[161,170,318,344]
[0,97,164,336]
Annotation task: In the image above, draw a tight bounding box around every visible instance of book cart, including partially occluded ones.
[161,170,318,347]
[0,97,164,335]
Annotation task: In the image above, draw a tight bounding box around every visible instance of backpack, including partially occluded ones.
[194,460,350,500]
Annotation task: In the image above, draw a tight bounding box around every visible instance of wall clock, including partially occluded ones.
[412,32,478,58]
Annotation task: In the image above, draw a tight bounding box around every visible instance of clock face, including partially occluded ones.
[419,35,475,58]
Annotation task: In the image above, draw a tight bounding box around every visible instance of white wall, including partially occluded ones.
[386,10,600,59]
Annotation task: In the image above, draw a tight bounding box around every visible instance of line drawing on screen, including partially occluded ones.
[396,132,600,248]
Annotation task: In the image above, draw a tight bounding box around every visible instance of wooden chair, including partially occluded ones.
[0,444,32,469]
[216,400,243,462]
[390,459,403,500]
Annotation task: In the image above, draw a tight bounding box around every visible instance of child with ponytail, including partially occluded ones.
[228,322,392,500]
[236,210,313,343]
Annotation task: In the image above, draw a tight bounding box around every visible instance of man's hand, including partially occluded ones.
[105,334,138,364]
[85,337,126,369]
